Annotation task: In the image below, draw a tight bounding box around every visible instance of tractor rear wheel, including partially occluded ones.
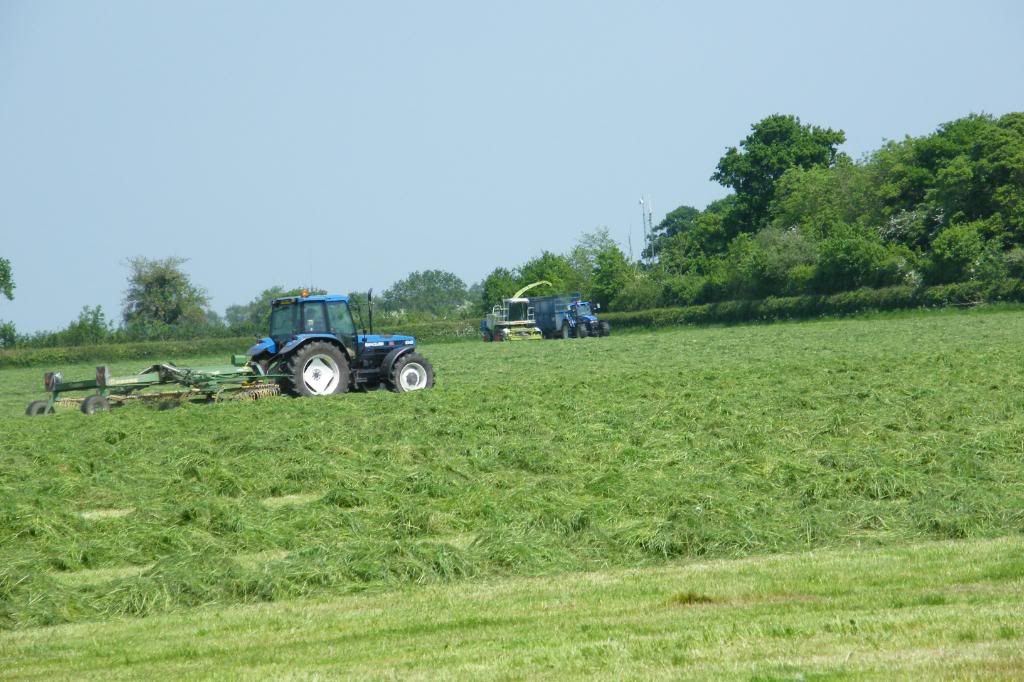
[25,400,53,416]
[389,353,435,393]
[81,395,111,415]
[287,342,350,397]
[561,323,571,339]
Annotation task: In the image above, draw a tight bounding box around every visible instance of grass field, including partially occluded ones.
[2,308,1023,677]
[3,537,1021,679]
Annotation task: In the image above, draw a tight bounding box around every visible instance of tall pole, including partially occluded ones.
[639,197,647,264]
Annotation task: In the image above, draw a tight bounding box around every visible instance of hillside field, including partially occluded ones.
[2,308,1023,677]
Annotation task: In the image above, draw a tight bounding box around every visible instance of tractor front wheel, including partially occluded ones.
[576,323,589,339]
[561,323,571,340]
[599,321,611,336]
[287,342,350,397]
[389,353,435,393]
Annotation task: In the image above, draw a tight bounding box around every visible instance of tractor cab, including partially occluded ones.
[570,301,593,318]
[267,295,357,353]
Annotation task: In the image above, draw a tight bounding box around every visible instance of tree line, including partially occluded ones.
[3,110,1022,348]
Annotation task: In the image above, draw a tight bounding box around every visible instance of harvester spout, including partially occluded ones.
[512,280,552,299]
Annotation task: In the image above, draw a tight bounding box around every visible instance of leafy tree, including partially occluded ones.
[122,256,210,327]
[591,243,633,307]
[226,286,327,331]
[719,227,819,298]
[643,205,699,259]
[770,160,883,239]
[0,321,14,348]
[814,225,900,293]
[381,270,468,317]
[465,281,484,310]
[657,196,738,276]
[0,257,13,347]
[610,275,663,311]
[926,222,987,284]
[481,267,519,310]
[712,114,846,233]
[870,112,1024,249]
[0,257,13,301]
[567,227,621,295]
[60,306,113,345]
[518,251,574,292]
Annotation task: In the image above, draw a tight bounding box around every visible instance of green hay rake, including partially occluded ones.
[26,355,282,415]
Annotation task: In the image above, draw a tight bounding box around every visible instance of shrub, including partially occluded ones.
[927,222,986,284]
[601,280,1024,331]
[814,228,895,293]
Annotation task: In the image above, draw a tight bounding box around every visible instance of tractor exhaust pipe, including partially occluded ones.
[368,289,374,334]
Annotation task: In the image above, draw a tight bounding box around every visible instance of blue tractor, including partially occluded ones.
[530,294,610,339]
[247,292,435,396]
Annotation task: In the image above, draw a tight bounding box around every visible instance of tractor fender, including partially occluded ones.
[383,345,416,377]
[278,334,353,360]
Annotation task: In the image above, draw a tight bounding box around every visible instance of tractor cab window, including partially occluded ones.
[269,303,298,342]
[301,302,328,333]
[327,301,356,337]
[575,302,592,316]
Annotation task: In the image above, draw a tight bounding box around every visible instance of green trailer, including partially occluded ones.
[26,355,282,415]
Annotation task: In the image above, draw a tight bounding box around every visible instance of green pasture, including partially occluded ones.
[2,308,1023,675]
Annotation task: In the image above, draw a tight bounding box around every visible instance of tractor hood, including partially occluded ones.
[359,333,416,349]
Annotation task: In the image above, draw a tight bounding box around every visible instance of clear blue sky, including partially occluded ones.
[2,1,1022,333]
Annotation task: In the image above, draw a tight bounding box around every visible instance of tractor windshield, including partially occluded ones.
[575,302,592,316]
[269,303,298,344]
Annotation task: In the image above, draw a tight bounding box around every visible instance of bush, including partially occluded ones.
[610,277,664,311]
[0,337,254,369]
[601,279,1024,331]
[927,222,986,284]
[814,229,896,293]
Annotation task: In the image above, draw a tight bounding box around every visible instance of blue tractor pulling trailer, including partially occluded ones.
[27,292,434,415]
[530,294,610,339]
[248,292,435,395]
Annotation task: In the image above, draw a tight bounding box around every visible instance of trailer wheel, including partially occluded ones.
[389,353,434,393]
[600,321,611,336]
[561,323,571,340]
[576,323,589,339]
[25,400,53,416]
[287,342,350,397]
[81,395,111,415]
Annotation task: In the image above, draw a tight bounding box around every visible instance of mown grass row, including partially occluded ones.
[3,537,1021,679]
[2,309,1024,628]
